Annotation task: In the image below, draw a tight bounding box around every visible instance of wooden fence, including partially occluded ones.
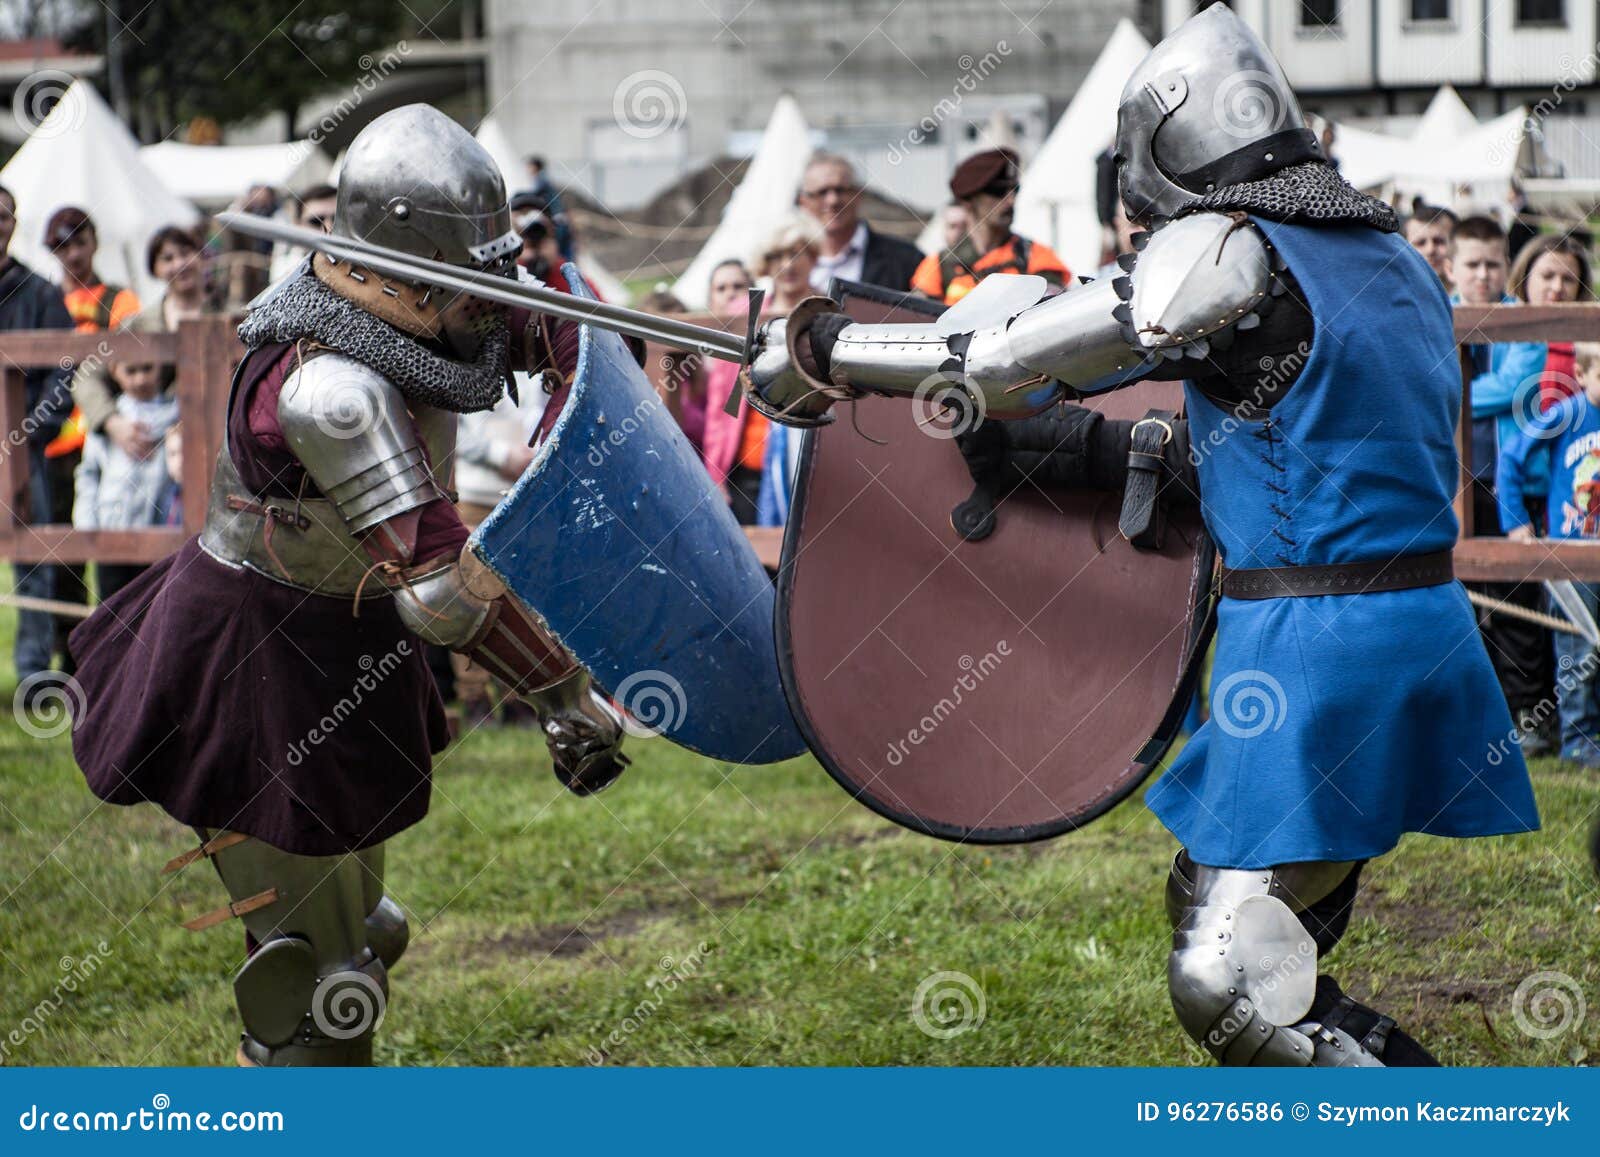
[0,318,237,566]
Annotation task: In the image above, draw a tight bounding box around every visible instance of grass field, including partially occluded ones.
[1,597,1598,1067]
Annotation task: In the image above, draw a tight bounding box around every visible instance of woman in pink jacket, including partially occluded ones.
[702,215,821,523]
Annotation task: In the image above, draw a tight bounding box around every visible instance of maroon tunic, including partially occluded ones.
[69,344,468,856]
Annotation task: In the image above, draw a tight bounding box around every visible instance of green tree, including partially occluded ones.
[70,2,412,140]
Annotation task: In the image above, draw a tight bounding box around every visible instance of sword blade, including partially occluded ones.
[1546,579,1600,649]
[216,212,748,363]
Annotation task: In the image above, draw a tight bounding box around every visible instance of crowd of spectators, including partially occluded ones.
[4,130,1597,757]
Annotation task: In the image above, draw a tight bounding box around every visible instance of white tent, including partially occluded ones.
[673,94,813,309]
[0,80,200,303]
[140,140,332,207]
[1010,18,1151,275]
[475,117,528,198]
[1335,87,1532,210]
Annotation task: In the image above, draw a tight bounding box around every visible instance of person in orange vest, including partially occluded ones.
[911,147,1070,305]
[43,207,142,668]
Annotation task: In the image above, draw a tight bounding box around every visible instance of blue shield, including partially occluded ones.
[468,269,804,764]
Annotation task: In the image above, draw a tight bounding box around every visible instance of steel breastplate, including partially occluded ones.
[199,450,389,598]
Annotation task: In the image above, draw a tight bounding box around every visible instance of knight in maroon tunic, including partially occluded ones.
[68,105,624,1066]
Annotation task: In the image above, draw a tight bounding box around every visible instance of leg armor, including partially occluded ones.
[356,844,410,970]
[1165,851,1384,1066]
[206,831,401,1067]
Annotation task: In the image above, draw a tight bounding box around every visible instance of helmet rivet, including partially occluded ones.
[1265,152,1274,162]
[393,201,411,221]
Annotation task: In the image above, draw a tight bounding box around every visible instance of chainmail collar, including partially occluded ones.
[1177,162,1399,233]
[237,268,508,413]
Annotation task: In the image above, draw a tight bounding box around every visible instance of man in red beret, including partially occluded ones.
[911,147,1069,304]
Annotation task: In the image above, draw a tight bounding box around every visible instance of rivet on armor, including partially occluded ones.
[393,202,411,220]
[1265,152,1275,162]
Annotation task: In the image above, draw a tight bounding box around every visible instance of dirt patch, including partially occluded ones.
[1358,884,1463,944]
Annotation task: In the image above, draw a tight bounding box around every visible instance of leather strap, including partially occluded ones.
[1220,550,1454,600]
[181,888,279,932]
[162,830,251,875]
[1119,410,1176,549]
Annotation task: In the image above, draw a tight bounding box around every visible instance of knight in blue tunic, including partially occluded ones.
[742,3,1538,1066]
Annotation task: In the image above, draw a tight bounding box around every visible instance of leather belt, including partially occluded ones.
[1219,550,1454,600]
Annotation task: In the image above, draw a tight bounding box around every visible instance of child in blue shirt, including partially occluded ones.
[1498,340,1600,766]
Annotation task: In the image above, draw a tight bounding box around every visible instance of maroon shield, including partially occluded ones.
[775,280,1213,844]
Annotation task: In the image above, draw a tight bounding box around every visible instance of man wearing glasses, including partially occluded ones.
[911,146,1069,305]
[798,153,923,294]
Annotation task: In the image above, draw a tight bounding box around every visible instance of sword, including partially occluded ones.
[216,212,753,364]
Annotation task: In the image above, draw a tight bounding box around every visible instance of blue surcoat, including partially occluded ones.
[1145,218,1540,868]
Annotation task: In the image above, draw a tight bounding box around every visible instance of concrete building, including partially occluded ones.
[484,0,1159,210]
[1159,1,1600,119]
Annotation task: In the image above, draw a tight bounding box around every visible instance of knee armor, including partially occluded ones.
[1165,852,1382,1066]
[211,837,394,1067]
